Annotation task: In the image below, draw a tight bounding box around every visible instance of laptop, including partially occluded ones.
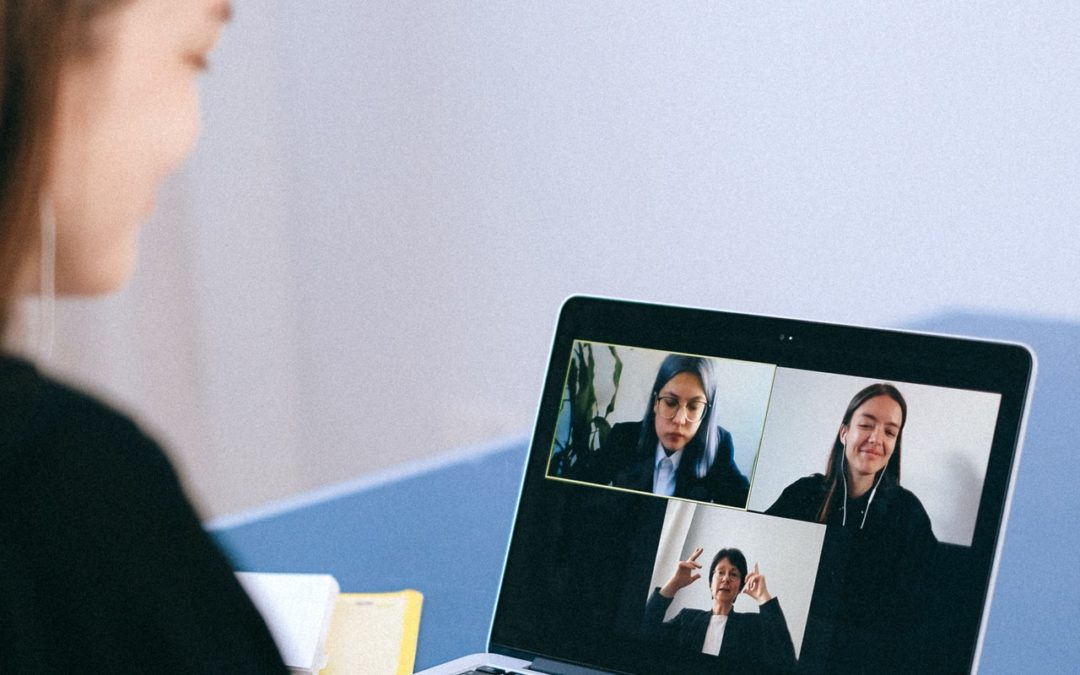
[418,296,1034,674]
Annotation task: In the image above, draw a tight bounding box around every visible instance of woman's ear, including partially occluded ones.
[839,424,848,444]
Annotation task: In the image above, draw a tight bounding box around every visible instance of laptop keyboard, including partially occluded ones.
[455,666,532,675]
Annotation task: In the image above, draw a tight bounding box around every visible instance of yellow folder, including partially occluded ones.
[323,590,423,675]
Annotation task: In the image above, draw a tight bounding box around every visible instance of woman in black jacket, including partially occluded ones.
[582,354,750,508]
[642,546,796,672]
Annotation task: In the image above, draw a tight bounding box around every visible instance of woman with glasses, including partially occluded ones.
[642,546,796,672]
[584,354,750,507]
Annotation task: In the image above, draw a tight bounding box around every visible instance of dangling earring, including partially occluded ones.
[38,196,56,359]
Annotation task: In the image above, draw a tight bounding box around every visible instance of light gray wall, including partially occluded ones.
[43,2,1080,517]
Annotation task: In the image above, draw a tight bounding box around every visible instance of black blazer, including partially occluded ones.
[642,588,796,673]
[583,421,749,507]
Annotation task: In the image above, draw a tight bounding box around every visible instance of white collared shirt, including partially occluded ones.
[702,612,728,655]
[652,444,683,496]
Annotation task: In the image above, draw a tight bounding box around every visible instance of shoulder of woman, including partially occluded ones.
[764,474,827,517]
[785,473,828,493]
[873,483,936,540]
[603,420,642,448]
[0,357,176,487]
[673,607,708,624]
[610,420,643,435]
[733,597,782,620]
[878,480,926,508]
[891,484,933,518]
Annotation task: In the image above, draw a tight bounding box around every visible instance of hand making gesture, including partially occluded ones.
[659,546,704,598]
[742,562,773,605]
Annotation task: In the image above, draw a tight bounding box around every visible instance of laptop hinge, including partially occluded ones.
[528,656,615,675]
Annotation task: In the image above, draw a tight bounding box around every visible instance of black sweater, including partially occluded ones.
[765,474,940,672]
[0,356,287,673]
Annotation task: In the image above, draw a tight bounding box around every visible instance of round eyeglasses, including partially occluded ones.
[654,394,709,422]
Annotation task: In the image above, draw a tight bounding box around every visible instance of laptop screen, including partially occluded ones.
[491,297,1033,674]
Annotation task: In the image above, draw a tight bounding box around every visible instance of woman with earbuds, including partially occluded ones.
[765,383,937,672]
[765,383,935,538]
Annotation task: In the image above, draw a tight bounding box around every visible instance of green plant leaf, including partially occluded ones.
[593,416,612,448]
[604,345,623,417]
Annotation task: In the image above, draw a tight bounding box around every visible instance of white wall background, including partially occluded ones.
[38,2,1080,517]
[649,501,823,656]
[747,369,1001,546]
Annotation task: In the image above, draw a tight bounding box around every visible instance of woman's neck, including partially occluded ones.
[846,472,875,499]
[711,598,733,615]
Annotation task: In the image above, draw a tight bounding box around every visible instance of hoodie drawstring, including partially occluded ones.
[841,450,889,530]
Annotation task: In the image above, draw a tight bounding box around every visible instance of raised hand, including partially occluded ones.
[742,562,772,605]
[659,546,704,598]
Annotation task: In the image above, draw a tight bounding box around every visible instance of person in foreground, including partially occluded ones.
[582,354,750,507]
[0,2,287,672]
[643,546,796,673]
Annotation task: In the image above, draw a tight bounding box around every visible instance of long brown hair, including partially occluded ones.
[0,1,127,338]
[816,383,908,523]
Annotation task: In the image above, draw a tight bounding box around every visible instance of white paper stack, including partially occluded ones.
[236,572,341,674]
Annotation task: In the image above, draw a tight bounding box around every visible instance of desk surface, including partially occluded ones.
[213,313,1079,673]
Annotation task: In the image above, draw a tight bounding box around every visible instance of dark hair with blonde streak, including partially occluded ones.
[638,354,721,479]
[0,1,128,337]
[816,382,907,523]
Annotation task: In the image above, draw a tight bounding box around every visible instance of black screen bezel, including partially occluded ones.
[488,296,1033,674]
